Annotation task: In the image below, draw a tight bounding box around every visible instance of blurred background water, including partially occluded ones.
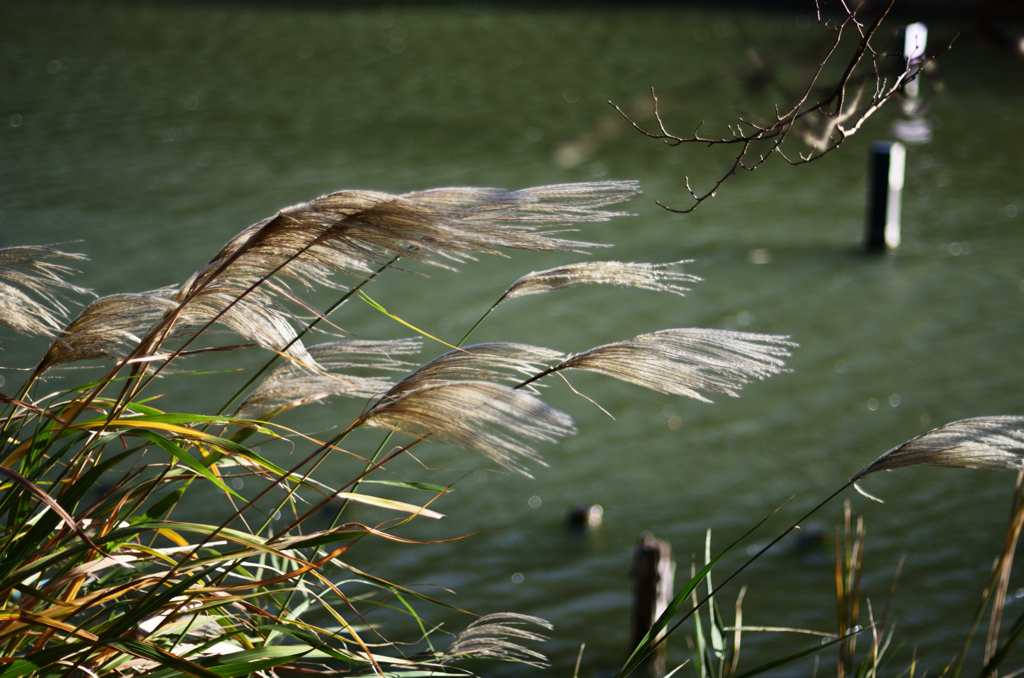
[3,1,1024,676]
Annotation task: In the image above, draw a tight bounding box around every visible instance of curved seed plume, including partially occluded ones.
[39,290,179,371]
[442,613,553,668]
[853,416,1024,480]
[361,381,575,477]
[411,180,642,224]
[192,180,641,293]
[170,277,318,369]
[235,338,422,420]
[388,343,565,397]
[36,181,640,373]
[38,284,316,374]
[501,260,699,302]
[556,328,795,402]
[0,245,92,338]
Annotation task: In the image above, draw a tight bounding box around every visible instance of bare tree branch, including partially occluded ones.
[610,0,952,213]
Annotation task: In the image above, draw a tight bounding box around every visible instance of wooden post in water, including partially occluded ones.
[866,22,925,253]
[630,532,675,677]
[865,141,905,252]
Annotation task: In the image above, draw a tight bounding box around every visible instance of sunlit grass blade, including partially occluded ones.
[617,511,780,678]
[357,290,461,352]
[729,630,859,678]
[330,492,444,519]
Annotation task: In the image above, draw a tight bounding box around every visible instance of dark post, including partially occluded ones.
[865,141,905,252]
[630,532,675,677]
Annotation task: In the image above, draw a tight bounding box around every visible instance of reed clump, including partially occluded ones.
[0,181,800,677]
[2,181,1024,678]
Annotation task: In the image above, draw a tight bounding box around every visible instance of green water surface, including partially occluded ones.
[3,2,1024,675]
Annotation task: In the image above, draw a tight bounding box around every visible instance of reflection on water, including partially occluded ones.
[3,2,1024,675]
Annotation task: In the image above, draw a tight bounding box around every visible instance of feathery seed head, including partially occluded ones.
[361,380,575,476]
[387,343,565,397]
[443,613,553,668]
[502,260,699,302]
[39,289,179,371]
[557,328,795,402]
[0,245,92,339]
[35,181,640,373]
[235,338,422,420]
[853,416,1024,480]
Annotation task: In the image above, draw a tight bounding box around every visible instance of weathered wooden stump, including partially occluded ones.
[630,532,675,677]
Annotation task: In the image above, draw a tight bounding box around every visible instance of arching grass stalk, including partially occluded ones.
[269,278,552,635]
[259,275,585,621]
[267,286,515,621]
[269,282,551,621]
[455,294,507,348]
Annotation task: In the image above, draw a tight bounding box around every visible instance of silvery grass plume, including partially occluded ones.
[360,381,575,477]
[189,180,641,295]
[235,338,422,420]
[0,245,92,339]
[387,343,565,396]
[441,613,553,668]
[38,283,316,373]
[548,328,795,402]
[852,416,1024,481]
[499,260,699,302]
[39,289,178,370]
[37,181,639,373]
[169,279,317,367]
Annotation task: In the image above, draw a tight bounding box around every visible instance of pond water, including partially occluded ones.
[3,1,1024,676]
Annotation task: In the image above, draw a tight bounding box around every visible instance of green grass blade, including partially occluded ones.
[128,429,244,502]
